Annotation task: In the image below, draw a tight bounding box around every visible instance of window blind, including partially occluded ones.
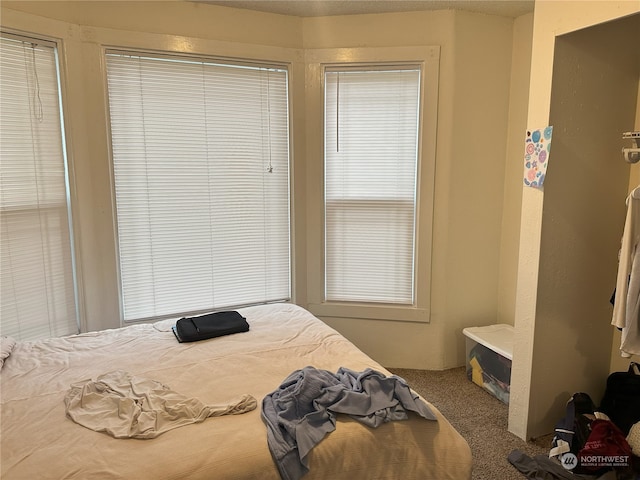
[105,52,290,323]
[0,34,78,340]
[324,68,420,304]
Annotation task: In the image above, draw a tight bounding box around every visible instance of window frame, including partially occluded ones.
[306,46,440,323]
[103,48,294,324]
[323,64,421,306]
[0,28,81,339]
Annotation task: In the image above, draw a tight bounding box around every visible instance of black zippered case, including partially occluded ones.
[172,311,249,343]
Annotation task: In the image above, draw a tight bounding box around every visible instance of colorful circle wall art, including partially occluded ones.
[523,126,553,188]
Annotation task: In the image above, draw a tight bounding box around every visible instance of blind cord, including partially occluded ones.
[30,43,44,122]
[266,70,274,173]
[336,72,340,153]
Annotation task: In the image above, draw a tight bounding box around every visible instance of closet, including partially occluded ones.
[517,12,640,439]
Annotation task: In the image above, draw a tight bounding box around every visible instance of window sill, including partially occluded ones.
[307,302,430,323]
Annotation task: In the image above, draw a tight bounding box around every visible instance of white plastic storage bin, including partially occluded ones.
[462,324,514,404]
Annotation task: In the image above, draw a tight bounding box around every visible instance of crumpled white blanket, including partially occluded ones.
[64,370,256,439]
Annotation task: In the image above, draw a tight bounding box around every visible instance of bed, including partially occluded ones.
[1,303,472,479]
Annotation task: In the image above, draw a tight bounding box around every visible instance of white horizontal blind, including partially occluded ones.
[106,53,290,322]
[324,68,420,304]
[0,34,78,340]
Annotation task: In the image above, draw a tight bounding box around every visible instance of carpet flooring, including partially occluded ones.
[388,367,550,480]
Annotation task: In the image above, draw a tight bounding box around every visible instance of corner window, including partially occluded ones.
[307,46,439,323]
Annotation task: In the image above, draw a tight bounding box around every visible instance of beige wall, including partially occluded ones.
[509,0,640,441]
[1,1,304,47]
[1,2,521,370]
[498,13,533,326]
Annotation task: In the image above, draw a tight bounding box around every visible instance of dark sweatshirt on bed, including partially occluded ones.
[261,366,437,480]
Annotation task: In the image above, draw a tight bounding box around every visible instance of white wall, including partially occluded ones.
[509,0,640,441]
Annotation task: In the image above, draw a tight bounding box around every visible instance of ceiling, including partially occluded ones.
[195,0,535,18]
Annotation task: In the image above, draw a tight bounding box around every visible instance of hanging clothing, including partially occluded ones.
[612,187,640,357]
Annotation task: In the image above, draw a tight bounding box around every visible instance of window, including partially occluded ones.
[105,52,290,323]
[324,67,421,305]
[0,33,78,340]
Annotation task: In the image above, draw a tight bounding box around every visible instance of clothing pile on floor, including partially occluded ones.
[509,386,640,480]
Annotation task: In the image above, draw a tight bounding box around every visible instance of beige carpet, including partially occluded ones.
[389,367,550,480]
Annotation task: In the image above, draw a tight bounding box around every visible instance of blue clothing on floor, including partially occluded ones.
[261,366,437,480]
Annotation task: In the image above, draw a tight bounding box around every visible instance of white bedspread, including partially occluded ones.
[1,303,472,479]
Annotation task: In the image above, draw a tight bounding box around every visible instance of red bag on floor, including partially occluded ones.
[578,419,632,472]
